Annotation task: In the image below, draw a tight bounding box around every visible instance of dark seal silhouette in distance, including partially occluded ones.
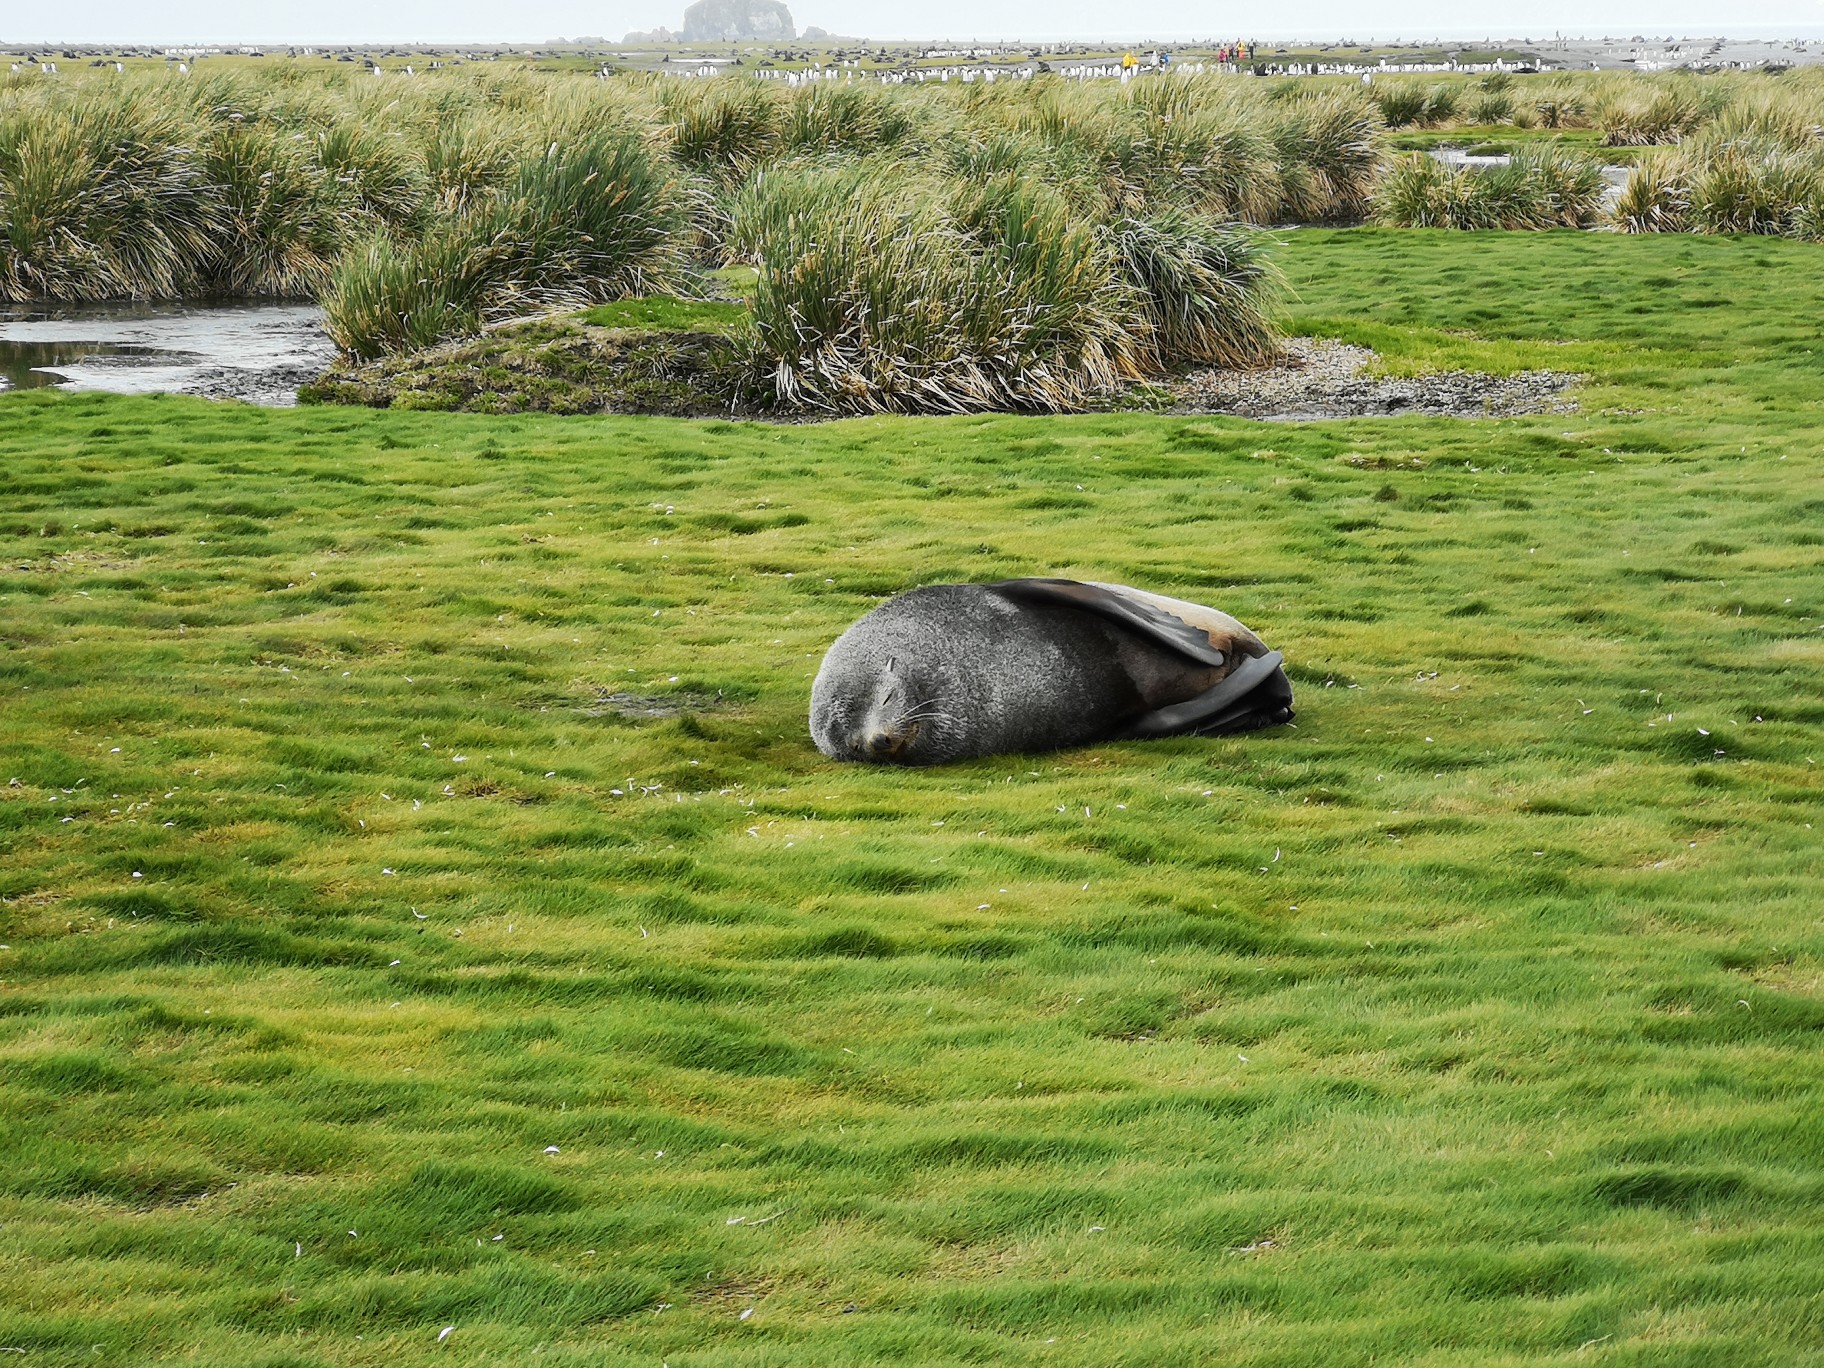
[810,578,1294,765]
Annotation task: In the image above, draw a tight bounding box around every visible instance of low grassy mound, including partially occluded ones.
[303,211,1284,419]
[299,305,753,415]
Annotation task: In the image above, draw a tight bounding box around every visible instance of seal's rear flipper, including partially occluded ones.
[1116,650,1296,740]
[1188,662,1295,737]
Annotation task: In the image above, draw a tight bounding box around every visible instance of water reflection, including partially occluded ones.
[0,301,335,406]
[0,339,143,390]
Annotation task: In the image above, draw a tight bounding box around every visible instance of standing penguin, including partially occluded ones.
[810,578,1294,765]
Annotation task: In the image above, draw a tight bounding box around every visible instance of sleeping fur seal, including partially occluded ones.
[810,578,1294,765]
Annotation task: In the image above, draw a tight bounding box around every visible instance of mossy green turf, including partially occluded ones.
[3,229,1823,1366]
[575,299,749,333]
[299,315,752,417]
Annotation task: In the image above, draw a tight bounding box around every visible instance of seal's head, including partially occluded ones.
[809,590,975,765]
[810,650,932,763]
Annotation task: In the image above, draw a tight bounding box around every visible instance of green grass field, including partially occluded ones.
[3,229,1823,1366]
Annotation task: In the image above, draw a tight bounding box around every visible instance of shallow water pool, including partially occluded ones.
[0,301,337,407]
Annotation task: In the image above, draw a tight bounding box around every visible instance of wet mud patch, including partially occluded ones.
[585,690,736,719]
[519,683,745,720]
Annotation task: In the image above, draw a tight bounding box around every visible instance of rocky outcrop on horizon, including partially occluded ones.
[678,0,794,41]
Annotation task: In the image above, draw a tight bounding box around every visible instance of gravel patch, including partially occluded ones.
[1171,337,1583,421]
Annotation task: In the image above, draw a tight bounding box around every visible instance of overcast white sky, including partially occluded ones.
[8,1,1824,46]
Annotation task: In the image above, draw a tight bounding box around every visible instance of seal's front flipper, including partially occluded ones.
[981,577,1294,740]
[984,577,1235,667]
[1115,650,1295,739]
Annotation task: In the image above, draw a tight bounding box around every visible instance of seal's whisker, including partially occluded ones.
[896,704,956,726]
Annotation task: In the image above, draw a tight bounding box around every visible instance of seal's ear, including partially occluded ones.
[984,577,1257,667]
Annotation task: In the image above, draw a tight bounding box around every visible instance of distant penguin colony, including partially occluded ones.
[810,578,1294,765]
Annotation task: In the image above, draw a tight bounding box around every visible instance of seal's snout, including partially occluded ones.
[843,721,919,763]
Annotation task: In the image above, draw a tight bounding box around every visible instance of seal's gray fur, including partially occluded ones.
[810,579,1294,765]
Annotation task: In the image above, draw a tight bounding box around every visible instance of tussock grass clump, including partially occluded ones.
[1370,81,1461,129]
[1370,83,1430,130]
[940,128,1081,200]
[1612,154,1690,233]
[323,130,689,360]
[1111,209,1281,368]
[1597,80,1719,146]
[1098,104,1283,222]
[0,92,213,301]
[659,80,784,183]
[1374,146,1605,230]
[1372,153,1458,227]
[1419,83,1462,127]
[0,71,480,301]
[196,122,350,297]
[318,226,482,357]
[1613,127,1824,239]
[733,162,1143,413]
[782,81,920,155]
[1466,89,1517,126]
[1531,89,1589,130]
[729,155,1283,413]
[952,78,1385,227]
[1500,145,1609,227]
[961,79,1239,219]
[732,162,963,411]
[1685,136,1824,236]
[312,123,426,227]
[480,129,688,305]
[421,117,522,213]
[1268,91,1384,222]
[948,173,1139,391]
